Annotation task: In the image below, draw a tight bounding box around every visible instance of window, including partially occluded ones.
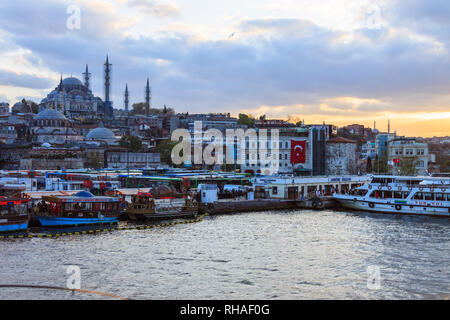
[435,193,445,201]
[383,191,393,198]
[413,192,423,200]
[272,187,277,195]
[424,193,433,201]
[393,191,403,199]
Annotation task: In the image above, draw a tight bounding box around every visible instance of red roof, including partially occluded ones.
[327,137,357,144]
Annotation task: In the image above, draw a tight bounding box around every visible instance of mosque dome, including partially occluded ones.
[62,77,83,86]
[86,125,116,141]
[35,109,67,120]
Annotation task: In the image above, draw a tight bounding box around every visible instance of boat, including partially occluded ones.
[0,197,30,233]
[333,175,450,217]
[34,191,120,227]
[125,185,198,220]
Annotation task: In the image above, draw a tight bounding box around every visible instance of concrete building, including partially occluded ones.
[387,137,430,175]
[104,149,160,168]
[325,137,357,176]
[20,147,84,170]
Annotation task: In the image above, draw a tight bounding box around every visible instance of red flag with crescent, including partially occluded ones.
[290,140,306,164]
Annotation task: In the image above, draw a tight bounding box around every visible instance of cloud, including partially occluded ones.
[124,0,181,18]
[0,69,53,89]
[0,0,449,136]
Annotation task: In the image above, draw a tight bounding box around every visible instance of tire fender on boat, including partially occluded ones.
[395,204,402,211]
[368,202,375,208]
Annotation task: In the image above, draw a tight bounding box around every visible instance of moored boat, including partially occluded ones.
[333,175,450,217]
[125,185,198,220]
[0,197,30,233]
[34,191,120,227]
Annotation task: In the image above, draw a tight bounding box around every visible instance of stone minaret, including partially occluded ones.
[124,83,129,112]
[145,77,151,117]
[104,55,111,102]
[83,64,91,89]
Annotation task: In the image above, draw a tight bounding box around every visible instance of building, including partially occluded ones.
[387,137,430,175]
[104,149,160,168]
[39,57,114,120]
[20,147,84,170]
[0,103,9,114]
[31,109,82,144]
[325,137,357,175]
[85,124,118,146]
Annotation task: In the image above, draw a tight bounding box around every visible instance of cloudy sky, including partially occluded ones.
[0,0,449,137]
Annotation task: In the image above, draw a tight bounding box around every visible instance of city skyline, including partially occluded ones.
[1,0,450,137]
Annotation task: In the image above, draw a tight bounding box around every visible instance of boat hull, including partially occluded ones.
[0,216,28,233]
[334,197,450,217]
[36,216,118,227]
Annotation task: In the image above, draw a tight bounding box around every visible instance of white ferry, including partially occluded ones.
[333,175,450,217]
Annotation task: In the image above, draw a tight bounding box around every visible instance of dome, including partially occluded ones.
[35,109,67,120]
[75,191,95,198]
[41,142,51,148]
[62,77,83,86]
[86,126,116,140]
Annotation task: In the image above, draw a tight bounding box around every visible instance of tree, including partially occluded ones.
[156,139,179,165]
[399,156,418,176]
[373,151,389,174]
[87,152,104,169]
[366,157,372,173]
[237,114,255,128]
[130,103,175,116]
[119,135,143,152]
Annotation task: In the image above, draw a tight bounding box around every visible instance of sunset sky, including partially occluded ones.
[0,0,449,137]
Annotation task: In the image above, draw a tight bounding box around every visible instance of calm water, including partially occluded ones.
[0,209,449,300]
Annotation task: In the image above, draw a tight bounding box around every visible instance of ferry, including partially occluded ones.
[125,185,198,220]
[34,191,120,227]
[333,175,450,217]
[0,197,30,233]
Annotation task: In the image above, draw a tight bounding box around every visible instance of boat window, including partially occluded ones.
[393,191,403,199]
[356,190,368,196]
[413,192,423,200]
[383,191,392,198]
[424,193,434,201]
[435,193,445,201]
[369,191,381,198]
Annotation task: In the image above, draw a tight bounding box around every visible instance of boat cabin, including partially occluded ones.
[0,198,29,217]
[38,191,120,217]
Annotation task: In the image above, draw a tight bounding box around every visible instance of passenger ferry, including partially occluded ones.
[333,175,450,217]
[0,197,30,233]
[125,185,198,220]
[34,191,120,227]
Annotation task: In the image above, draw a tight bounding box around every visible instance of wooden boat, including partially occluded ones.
[0,197,30,233]
[34,191,120,227]
[125,185,198,220]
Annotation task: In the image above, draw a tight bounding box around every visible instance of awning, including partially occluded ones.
[23,190,79,200]
[115,188,152,196]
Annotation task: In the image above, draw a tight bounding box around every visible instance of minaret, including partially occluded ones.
[57,73,64,92]
[83,64,91,89]
[124,83,129,112]
[388,120,390,134]
[145,77,151,117]
[104,55,111,102]
[374,120,376,130]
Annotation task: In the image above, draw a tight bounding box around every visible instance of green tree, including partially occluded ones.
[130,103,175,116]
[87,152,104,169]
[366,157,372,173]
[237,114,255,128]
[119,135,143,152]
[373,151,389,174]
[156,139,179,165]
[399,156,418,176]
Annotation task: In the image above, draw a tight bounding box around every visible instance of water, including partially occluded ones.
[0,209,449,300]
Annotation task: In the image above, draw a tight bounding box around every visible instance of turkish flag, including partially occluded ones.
[291,140,306,164]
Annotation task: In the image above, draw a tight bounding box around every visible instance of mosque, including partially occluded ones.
[39,56,114,120]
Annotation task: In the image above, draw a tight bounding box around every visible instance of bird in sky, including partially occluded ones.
[228,32,235,39]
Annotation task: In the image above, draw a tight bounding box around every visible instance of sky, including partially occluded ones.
[0,0,449,137]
